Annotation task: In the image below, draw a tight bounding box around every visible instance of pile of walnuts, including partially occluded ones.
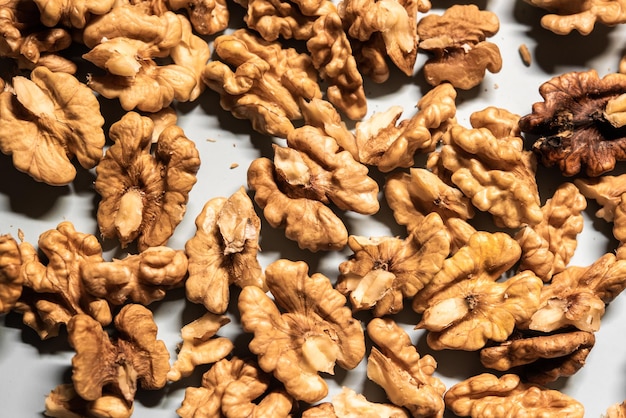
[3,0,626,416]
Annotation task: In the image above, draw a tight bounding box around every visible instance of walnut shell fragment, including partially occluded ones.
[68,303,170,404]
[95,112,200,251]
[15,222,111,339]
[519,69,626,177]
[202,28,321,138]
[167,312,234,382]
[444,373,584,418]
[479,329,595,385]
[515,182,586,281]
[366,318,446,418]
[302,386,410,418]
[0,67,105,185]
[185,187,265,314]
[354,83,457,171]
[80,246,188,305]
[0,233,22,314]
[177,356,294,418]
[238,259,365,403]
[45,383,133,418]
[417,4,502,89]
[523,0,626,35]
[337,212,450,317]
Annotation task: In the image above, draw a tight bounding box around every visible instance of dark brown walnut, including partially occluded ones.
[95,112,200,251]
[417,4,502,90]
[67,304,170,404]
[480,329,595,385]
[519,69,626,177]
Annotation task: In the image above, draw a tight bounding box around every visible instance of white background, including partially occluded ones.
[2,1,626,416]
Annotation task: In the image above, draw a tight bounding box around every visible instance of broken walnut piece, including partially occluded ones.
[202,28,321,138]
[519,69,626,177]
[302,387,410,418]
[523,0,626,35]
[515,182,586,281]
[177,356,294,418]
[185,187,265,314]
[0,67,105,185]
[417,270,543,351]
[167,312,234,382]
[15,222,111,339]
[238,259,365,403]
[80,246,188,305]
[479,329,595,385]
[68,303,170,404]
[367,318,446,417]
[336,212,450,317]
[417,4,502,89]
[529,252,626,333]
[95,111,200,251]
[355,82,457,172]
[45,383,134,418]
[445,373,584,418]
[606,401,626,418]
[0,233,22,314]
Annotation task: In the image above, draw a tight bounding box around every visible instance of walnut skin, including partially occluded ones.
[177,357,294,418]
[302,387,410,418]
[523,0,626,35]
[519,69,626,177]
[366,318,446,418]
[337,212,450,317]
[0,233,22,314]
[95,112,200,251]
[167,313,234,382]
[444,373,585,418]
[238,259,365,403]
[67,303,170,404]
[417,4,502,89]
[0,67,105,185]
[185,187,265,314]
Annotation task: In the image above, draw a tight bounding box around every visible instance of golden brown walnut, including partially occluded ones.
[338,0,418,77]
[238,259,365,403]
[367,318,446,418]
[177,356,294,418]
[417,4,502,89]
[519,69,626,177]
[95,112,200,251]
[169,14,210,101]
[80,246,188,305]
[336,212,450,317]
[33,0,115,28]
[0,233,22,314]
[529,252,626,333]
[614,194,626,245]
[575,174,626,221]
[444,373,584,418]
[15,222,111,339]
[606,401,626,418]
[307,11,367,120]
[437,117,543,229]
[68,303,170,404]
[515,182,586,281]
[167,313,234,382]
[302,386,410,418]
[385,168,476,253]
[412,231,520,313]
[248,123,379,251]
[165,0,229,35]
[0,67,105,185]
[202,29,321,138]
[479,329,595,385]
[354,83,457,171]
[185,187,265,314]
[523,0,626,35]
[417,270,543,351]
[45,383,134,418]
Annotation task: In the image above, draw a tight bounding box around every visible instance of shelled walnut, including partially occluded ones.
[523,0,626,35]
[0,234,22,314]
[45,383,134,418]
[302,387,410,417]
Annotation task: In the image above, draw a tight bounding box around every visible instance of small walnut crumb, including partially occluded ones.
[519,43,532,66]
[230,163,239,169]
